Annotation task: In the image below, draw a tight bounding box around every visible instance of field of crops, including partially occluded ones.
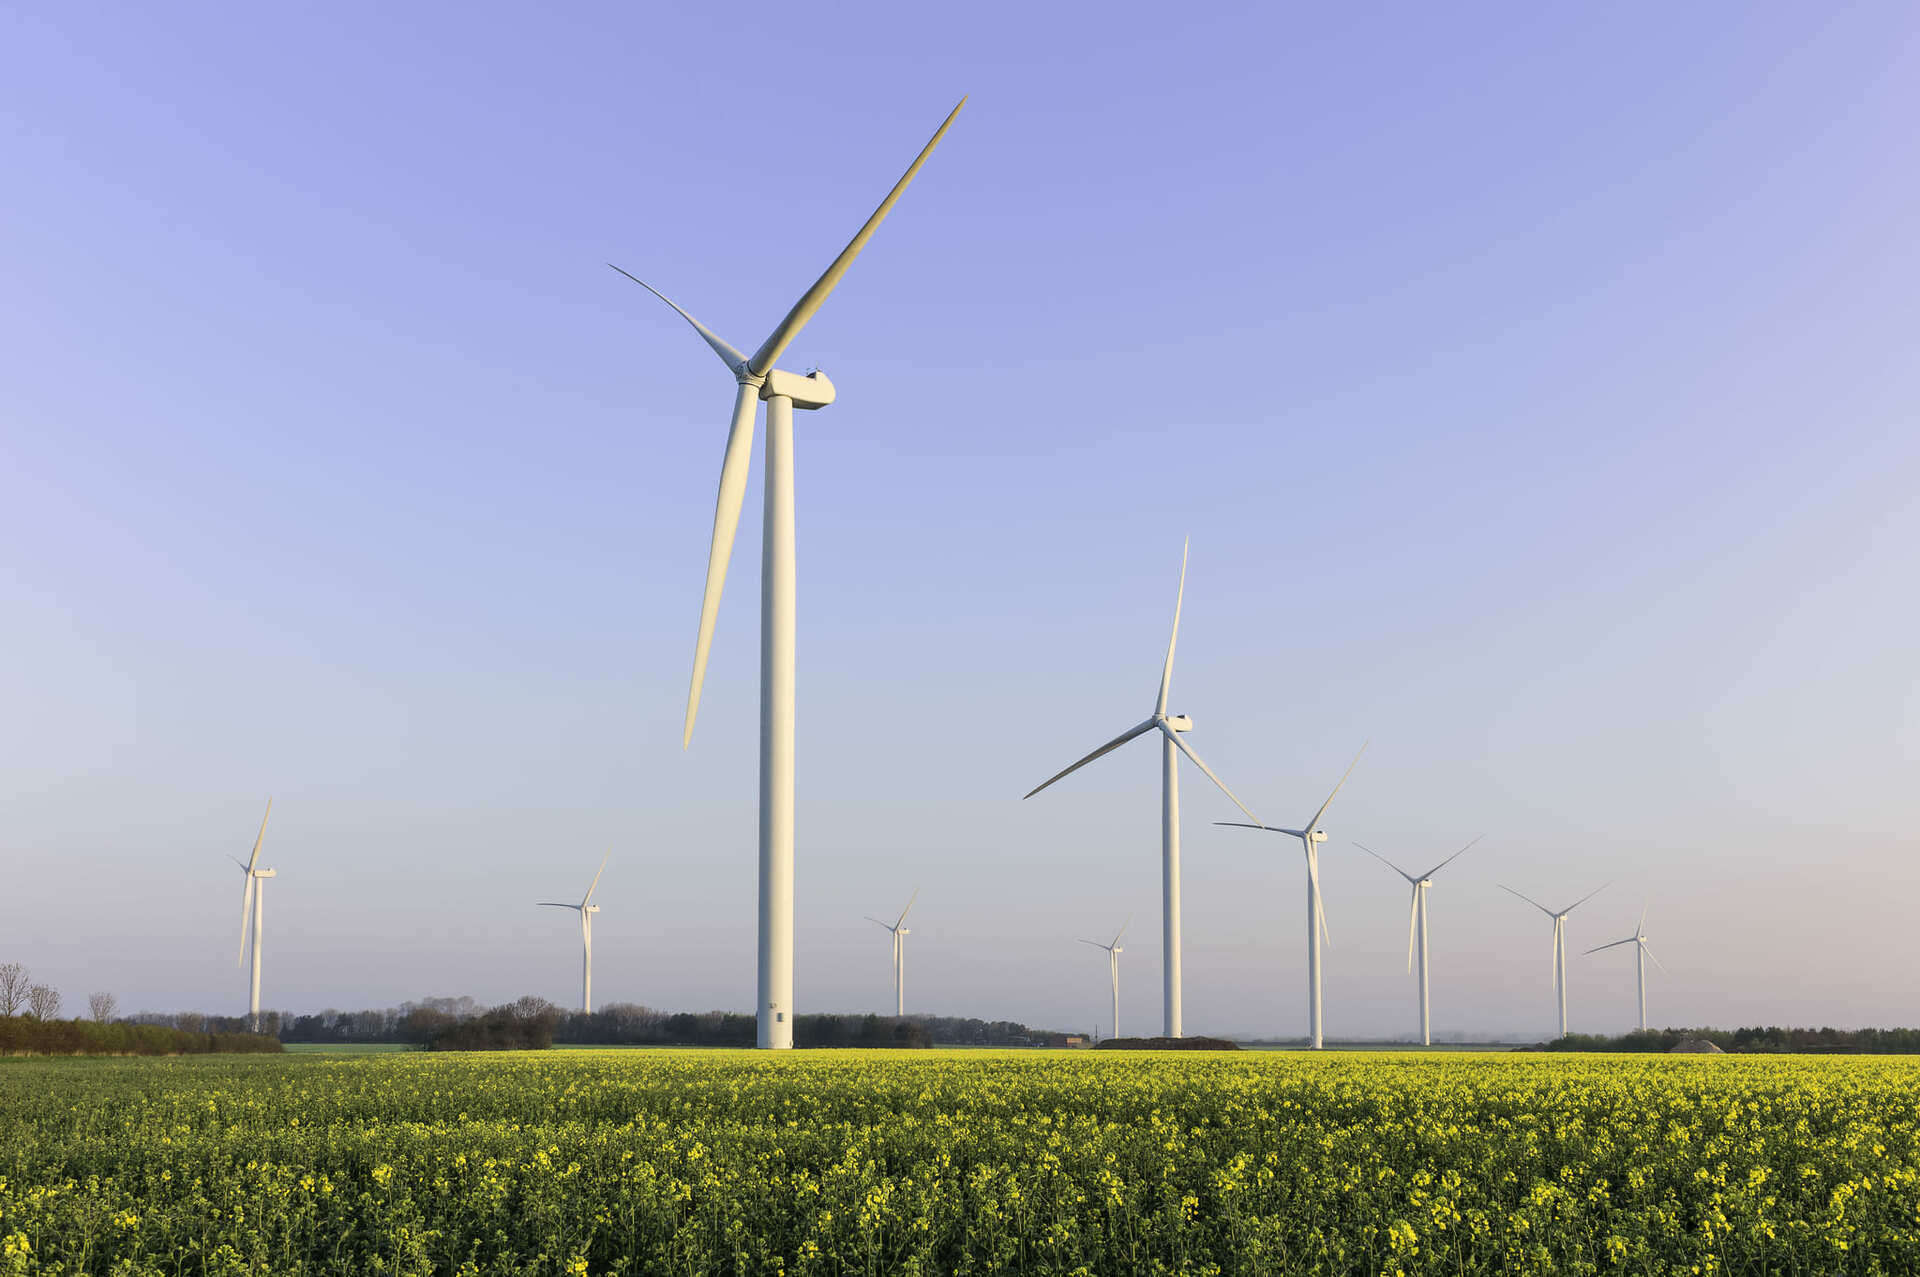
[3,1050,1918,1275]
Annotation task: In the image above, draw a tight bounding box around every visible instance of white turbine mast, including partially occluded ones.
[1216,744,1367,1050]
[613,98,964,1050]
[230,798,275,1032]
[1501,881,1608,1039]
[1585,903,1666,1032]
[1024,539,1263,1039]
[1353,835,1481,1046]
[864,887,919,1016]
[539,846,611,1013]
[1077,914,1130,1041]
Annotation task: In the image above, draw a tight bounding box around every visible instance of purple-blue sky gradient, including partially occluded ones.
[4,4,1916,1038]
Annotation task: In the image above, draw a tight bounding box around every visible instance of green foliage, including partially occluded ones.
[2,1051,1918,1273]
[0,1014,280,1057]
[1536,1026,1920,1053]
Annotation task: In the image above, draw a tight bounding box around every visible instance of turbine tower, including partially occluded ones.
[613,99,964,1049]
[1585,905,1666,1031]
[1077,915,1129,1041]
[1501,882,1608,1038]
[1216,745,1367,1050]
[230,798,274,1032]
[1023,540,1263,1038]
[864,888,918,1016]
[539,847,611,1013]
[1353,835,1482,1046]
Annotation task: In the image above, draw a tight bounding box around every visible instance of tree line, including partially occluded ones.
[1537,1026,1920,1054]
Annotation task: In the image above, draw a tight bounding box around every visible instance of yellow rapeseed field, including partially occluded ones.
[2,1049,1918,1274]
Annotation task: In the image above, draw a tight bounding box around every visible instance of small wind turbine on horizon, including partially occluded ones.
[230,799,275,1032]
[1023,539,1263,1039]
[1586,904,1666,1032]
[539,847,611,1014]
[1354,835,1481,1047]
[1215,745,1367,1050]
[1501,881,1608,1039]
[612,98,965,1050]
[865,888,918,1016]
[1077,915,1129,1041]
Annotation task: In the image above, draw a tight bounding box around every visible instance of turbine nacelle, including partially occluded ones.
[1160,713,1193,733]
[760,368,835,409]
[253,868,277,879]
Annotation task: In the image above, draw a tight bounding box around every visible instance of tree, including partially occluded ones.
[88,992,118,1023]
[0,963,27,1016]
[27,984,61,1020]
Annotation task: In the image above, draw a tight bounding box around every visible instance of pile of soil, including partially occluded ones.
[1669,1037,1725,1054]
[1093,1036,1240,1051]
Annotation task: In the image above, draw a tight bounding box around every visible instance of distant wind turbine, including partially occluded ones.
[1501,881,1608,1038]
[612,98,965,1050]
[1024,539,1263,1039]
[1216,745,1367,1050]
[1354,835,1482,1046]
[1585,905,1666,1031]
[1077,915,1129,1041]
[865,888,919,1016]
[539,847,611,1013]
[231,798,275,1032]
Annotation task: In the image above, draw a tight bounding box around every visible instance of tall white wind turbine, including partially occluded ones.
[1501,882,1608,1039]
[1585,905,1666,1032]
[1023,540,1263,1039]
[1077,915,1129,1041]
[230,798,275,1032]
[864,888,919,1016]
[613,99,965,1050]
[539,847,611,1013]
[1215,745,1367,1049]
[1353,835,1481,1046]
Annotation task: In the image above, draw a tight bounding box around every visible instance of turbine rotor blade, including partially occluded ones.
[1499,884,1557,917]
[865,916,895,931]
[1155,537,1188,717]
[1076,938,1107,950]
[1353,840,1416,884]
[1112,912,1131,948]
[1422,833,1484,881]
[1022,719,1157,799]
[1583,937,1638,954]
[582,845,612,907]
[747,97,967,376]
[1406,886,1418,974]
[895,886,920,929]
[1306,850,1332,949]
[607,266,747,370]
[1563,881,1611,915]
[537,902,580,909]
[683,381,761,747]
[1304,742,1368,836]
[1644,944,1670,976]
[237,877,255,966]
[1160,727,1262,825]
[245,797,273,872]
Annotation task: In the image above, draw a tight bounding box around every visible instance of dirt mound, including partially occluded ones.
[1094,1036,1240,1051]
[1669,1037,1725,1054]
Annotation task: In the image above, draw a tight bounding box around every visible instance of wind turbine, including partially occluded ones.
[1215,745,1367,1050]
[539,847,611,1013]
[1077,915,1129,1041]
[1501,882,1608,1038]
[864,888,918,1016]
[612,99,964,1050]
[1585,905,1666,1031]
[230,798,274,1032]
[1353,835,1481,1046]
[1023,540,1263,1039]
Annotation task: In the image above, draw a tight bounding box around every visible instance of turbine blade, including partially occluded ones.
[1638,902,1649,937]
[1563,881,1611,915]
[1422,833,1484,881]
[895,886,920,929]
[683,381,761,747]
[1353,840,1416,884]
[582,845,612,907]
[1161,727,1262,825]
[1076,938,1107,949]
[1406,886,1419,974]
[747,97,966,376]
[1303,742,1367,836]
[237,876,255,966]
[1214,822,1284,832]
[1307,851,1332,949]
[865,916,894,930]
[1022,719,1157,799]
[1155,537,1188,717]
[1112,913,1131,948]
[607,266,747,369]
[1499,884,1557,917]
[245,797,272,872]
[1644,944,1670,976]
[1583,937,1637,954]
[537,902,580,909]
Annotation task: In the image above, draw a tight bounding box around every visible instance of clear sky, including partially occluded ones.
[4,4,1916,1040]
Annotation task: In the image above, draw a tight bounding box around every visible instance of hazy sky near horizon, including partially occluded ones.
[4,4,1917,1039]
